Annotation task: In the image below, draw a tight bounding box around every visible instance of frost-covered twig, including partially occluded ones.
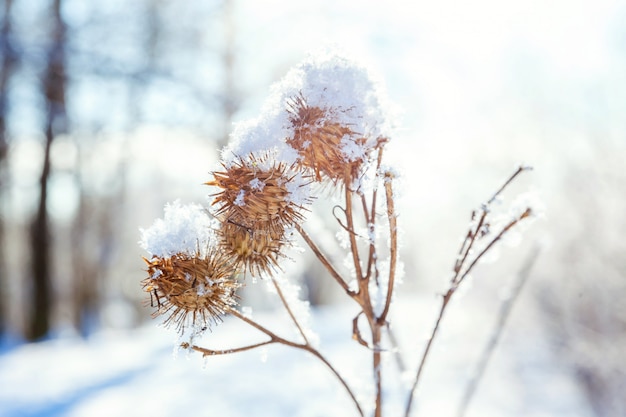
[295,223,355,297]
[378,172,398,324]
[404,166,536,417]
[184,307,365,417]
[456,208,531,287]
[182,339,273,356]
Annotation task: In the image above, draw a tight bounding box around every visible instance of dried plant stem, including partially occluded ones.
[404,167,533,417]
[404,214,531,416]
[386,322,407,373]
[456,244,541,417]
[404,290,452,417]
[372,324,383,417]
[345,179,364,281]
[487,165,530,205]
[363,147,385,282]
[347,194,385,417]
[270,277,309,344]
[188,307,364,417]
[378,176,397,324]
[183,340,273,356]
[295,223,355,298]
[452,211,486,280]
[457,209,531,287]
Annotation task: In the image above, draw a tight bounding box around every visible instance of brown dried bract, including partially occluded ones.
[207,154,307,227]
[286,94,366,184]
[218,217,285,276]
[142,251,241,333]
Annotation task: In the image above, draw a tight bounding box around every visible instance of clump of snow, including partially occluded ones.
[249,178,265,191]
[221,117,299,167]
[273,48,396,142]
[340,134,367,162]
[222,48,396,168]
[234,189,246,206]
[139,200,218,258]
[283,171,313,207]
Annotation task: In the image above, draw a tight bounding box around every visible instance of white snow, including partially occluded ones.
[249,178,266,191]
[139,200,218,259]
[0,296,589,417]
[222,48,396,169]
[271,48,396,142]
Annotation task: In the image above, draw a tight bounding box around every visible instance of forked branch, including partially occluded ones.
[187,307,364,417]
[404,166,534,417]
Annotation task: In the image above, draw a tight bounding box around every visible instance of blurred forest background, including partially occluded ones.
[0,0,625,416]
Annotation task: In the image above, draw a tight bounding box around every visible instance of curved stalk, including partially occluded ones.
[188,307,365,417]
[345,171,364,282]
[270,276,309,344]
[378,175,397,324]
[295,223,355,297]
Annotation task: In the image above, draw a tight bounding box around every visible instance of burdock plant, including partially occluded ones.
[139,50,541,417]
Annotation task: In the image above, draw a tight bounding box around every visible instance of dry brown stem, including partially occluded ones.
[404,166,534,417]
[378,173,398,324]
[186,306,364,417]
[295,223,355,298]
[270,276,310,344]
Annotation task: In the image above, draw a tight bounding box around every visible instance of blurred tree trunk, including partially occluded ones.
[70,191,99,336]
[28,0,67,341]
[0,0,16,335]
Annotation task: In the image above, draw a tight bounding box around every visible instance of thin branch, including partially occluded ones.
[352,312,371,349]
[360,192,372,225]
[386,322,407,373]
[372,325,383,417]
[361,192,377,282]
[451,165,532,285]
[405,167,533,417]
[189,307,365,417]
[457,208,531,287]
[351,313,392,352]
[452,211,486,284]
[295,223,355,297]
[405,210,532,416]
[183,340,274,356]
[487,165,531,205]
[404,290,453,417]
[271,276,309,344]
[303,345,366,417]
[345,179,364,281]
[239,310,364,417]
[363,146,385,282]
[456,244,541,417]
[229,308,292,343]
[378,175,398,323]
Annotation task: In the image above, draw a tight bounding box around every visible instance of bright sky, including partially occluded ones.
[9,0,625,237]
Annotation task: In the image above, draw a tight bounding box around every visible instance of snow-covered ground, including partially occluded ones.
[0,294,589,417]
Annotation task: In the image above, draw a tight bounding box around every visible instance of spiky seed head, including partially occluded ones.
[207,154,308,228]
[286,94,366,184]
[142,250,240,334]
[218,217,285,277]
